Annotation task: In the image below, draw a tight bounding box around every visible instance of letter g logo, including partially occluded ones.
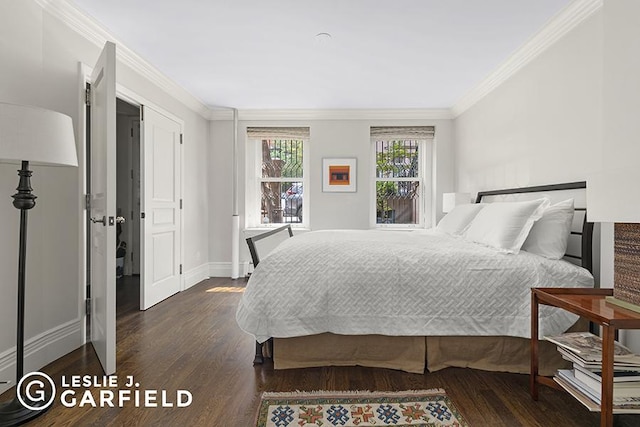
[17,372,56,411]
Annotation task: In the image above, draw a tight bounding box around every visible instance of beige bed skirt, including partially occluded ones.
[272,320,587,375]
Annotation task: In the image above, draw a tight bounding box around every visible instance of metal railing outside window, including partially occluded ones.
[259,139,304,225]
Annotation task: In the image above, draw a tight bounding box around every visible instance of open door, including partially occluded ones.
[140,105,182,310]
[90,41,117,374]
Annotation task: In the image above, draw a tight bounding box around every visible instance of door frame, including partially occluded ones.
[77,62,185,331]
[126,115,141,276]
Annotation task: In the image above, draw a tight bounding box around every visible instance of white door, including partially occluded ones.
[90,42,117,374]
[140,106,182,310]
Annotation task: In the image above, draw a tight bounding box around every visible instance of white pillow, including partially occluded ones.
[463,198,550,253]
[522,199,574,259]
[436,203,485,235]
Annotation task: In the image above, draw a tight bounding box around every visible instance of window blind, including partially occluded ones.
[370,126,435,141]
[247,127,310,140]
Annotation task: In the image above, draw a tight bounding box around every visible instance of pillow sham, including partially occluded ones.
[436,203,485,235]
[521,199,574,259]
[463,198,550,254]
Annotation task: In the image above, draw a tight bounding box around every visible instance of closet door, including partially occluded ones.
[140,105,182,310]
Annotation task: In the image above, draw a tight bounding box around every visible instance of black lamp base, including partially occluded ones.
[0,397,50,427]
[0,161,44,427]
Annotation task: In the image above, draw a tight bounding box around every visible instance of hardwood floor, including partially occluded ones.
[4,277,638,426]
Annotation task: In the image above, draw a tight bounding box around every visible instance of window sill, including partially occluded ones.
[372,226,428,231]
[244,226,311,233]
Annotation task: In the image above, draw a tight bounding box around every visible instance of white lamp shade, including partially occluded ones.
[587,168,640,222]
[442,192,470,213]
[0,102,77,167]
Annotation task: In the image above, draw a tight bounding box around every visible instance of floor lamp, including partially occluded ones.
[0,103,78,425]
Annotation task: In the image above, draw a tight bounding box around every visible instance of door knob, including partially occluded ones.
[91,216,106,225]
[116,216,126,224]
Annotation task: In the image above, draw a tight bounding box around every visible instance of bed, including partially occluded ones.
[236,182,596,375]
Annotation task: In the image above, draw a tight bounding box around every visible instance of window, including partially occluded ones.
[247,127,309,227]
[371,126,434,228]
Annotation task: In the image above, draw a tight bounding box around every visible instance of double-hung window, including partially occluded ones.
[371,126,435,228]
[246,127,309,227]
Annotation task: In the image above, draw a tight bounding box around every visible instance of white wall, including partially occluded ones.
[602,0,640,179]
[454,11,603,193]
[209,115,454,274]
[0,0,210,392]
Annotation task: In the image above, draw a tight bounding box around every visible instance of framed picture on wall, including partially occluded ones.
[323,158,356,192]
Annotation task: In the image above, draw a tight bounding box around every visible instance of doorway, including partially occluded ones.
[84,95,142,338]
[115,98,141,310]
[85,95,184,328]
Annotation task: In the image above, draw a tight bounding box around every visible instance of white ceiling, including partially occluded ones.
[69,0,573,110]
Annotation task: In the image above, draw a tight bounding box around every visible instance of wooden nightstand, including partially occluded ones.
[531,287,640,427]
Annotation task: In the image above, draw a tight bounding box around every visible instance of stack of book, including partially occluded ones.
[544,331,640,413]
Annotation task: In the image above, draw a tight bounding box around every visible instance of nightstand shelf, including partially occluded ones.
[531,287,640,427]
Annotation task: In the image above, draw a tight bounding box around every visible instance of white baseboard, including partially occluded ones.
[178,261,253,284]
[208,261,251,278]
[182,263,210,290]
[209,262,231,277]
[0,318,84,394]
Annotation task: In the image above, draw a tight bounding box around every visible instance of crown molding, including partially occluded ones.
[37,0,211,119]
[451,0,603,118]
[38,0,601,122]
[209,108,454,121]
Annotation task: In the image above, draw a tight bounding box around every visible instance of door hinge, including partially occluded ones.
[85,298,91,315]
[141,212,145,219]
[180,134,183,145]
[131,128,134,137]
[131,169,134,179]
[179,264,183,275]
[140,106,144,121]
[180,199,183,209]
[85,88,91,106]
[85,194,91,210]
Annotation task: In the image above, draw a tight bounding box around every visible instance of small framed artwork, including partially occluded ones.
[323,158,356,192]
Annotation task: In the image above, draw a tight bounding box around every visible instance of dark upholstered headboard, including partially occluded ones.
[476,181,593,273]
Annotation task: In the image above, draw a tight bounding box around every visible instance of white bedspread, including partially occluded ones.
[236,229,594,343]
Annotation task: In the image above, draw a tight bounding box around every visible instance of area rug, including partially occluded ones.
[255,389,469,426]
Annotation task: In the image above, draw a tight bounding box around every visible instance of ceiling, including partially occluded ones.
[69,0,573,110]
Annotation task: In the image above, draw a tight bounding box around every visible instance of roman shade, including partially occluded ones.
[370,126,435,141]
[247,127,310,140]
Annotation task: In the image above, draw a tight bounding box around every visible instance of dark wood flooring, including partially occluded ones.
[3,277,638,426]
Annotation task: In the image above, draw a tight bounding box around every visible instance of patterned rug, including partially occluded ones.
[255,389,469,426]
